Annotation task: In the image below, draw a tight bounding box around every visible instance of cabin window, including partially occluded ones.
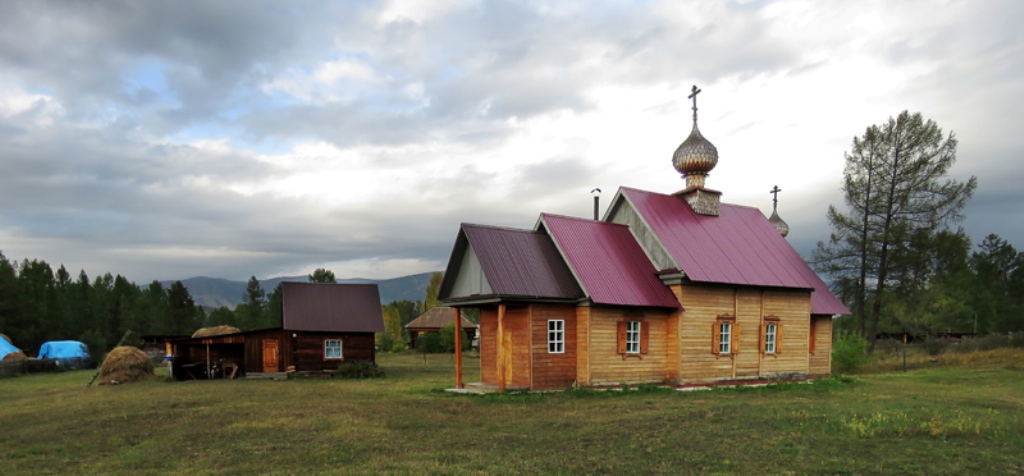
[764,323,777,353]
[626,321,641,354]
[324,339,343,360]
[762,316,783,355]
[548,319,565,353]
[617,319,649,357]
[719,323,732,354]
[712,315,739,356]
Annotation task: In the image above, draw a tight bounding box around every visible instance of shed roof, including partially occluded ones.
[281,282,385,333]
[540,214,680,309]
[439,223,584,302]
[405,306,476,330]
[619,187,849,315]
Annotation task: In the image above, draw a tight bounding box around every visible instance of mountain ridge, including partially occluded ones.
[162,272,438,309]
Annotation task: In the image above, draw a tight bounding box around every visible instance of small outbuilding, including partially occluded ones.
[170,282,385,379]
[405,306,478,349]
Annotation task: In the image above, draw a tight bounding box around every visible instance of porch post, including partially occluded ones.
[454,307,463,389]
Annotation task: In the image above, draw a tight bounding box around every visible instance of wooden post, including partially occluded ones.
[206,343,211,379]
[454,308,463,389]
[497,304,506,392]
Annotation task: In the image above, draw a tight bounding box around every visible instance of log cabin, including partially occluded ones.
[170,282,384,379]
[437,87,849,391]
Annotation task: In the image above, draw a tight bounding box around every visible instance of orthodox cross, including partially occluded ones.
[770,185,782,211]
[688,85,701,123]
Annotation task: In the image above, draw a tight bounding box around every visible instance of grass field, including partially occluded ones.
[2,350,1023,475]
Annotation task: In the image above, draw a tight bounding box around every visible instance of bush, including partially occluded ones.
[832,330,869,373]
[439,323,471,353]
[334,361,385,379]
[415,332,443,353]
[920,338,947,356]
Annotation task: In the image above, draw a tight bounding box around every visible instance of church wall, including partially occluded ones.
[528,303,578,390]
[808,315,833,376]
[674,285,813,383]
[504,306,532,389]
[760,290,812,378]
[588,306,672,386]
[576,306,592,386]
[676,285,744,383]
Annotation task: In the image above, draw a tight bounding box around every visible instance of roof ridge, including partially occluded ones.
[540,212,629,228]
[462,222,536,234]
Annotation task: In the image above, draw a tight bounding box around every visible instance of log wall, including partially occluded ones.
[528,303,577,390]
[808,315,833,376]
[588,306,673,386]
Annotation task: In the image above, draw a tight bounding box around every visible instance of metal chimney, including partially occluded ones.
[590,188,602,220]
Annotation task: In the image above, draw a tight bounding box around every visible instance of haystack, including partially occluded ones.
[191,325,241,338]
[2,352,29,361]
[98,346,154,385]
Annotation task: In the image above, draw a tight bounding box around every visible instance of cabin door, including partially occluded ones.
[263,339,280,372]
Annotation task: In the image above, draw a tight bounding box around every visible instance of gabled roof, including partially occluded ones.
[282,282,385,333]
[405,306,476,330]
[439,223,584,302]
[540,214,680,309]
[618,187,849,315]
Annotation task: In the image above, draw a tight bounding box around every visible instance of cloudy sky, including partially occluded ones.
[1,0,1020,284]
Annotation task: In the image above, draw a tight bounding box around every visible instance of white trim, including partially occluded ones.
[548,319,565,354]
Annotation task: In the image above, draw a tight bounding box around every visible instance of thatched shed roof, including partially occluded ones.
[191,325,241,338]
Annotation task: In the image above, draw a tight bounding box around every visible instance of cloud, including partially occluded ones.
[0,0,1022,285]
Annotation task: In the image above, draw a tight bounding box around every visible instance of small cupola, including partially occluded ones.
[672,85,721,216]
[768,185,789,237]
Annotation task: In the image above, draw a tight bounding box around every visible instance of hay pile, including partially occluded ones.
[2,352,29,361]
[98,346,154,385]
[0,333,26,361]
[191,325,241,338]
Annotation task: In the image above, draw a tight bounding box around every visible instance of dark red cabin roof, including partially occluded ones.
[438,223,584,302]
[540,214,680,309]
[620,187,849,315]
[281,282,385,333]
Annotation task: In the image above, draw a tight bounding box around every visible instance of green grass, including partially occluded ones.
[2,350,1023,475]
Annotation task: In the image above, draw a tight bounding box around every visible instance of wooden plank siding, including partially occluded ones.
[808,315,833,376]
[575,306,592,386]
[760,290,811,377]
[588,306,673,386]
[528,303,577,390]
[674,284,814,383]
[505,306,532,389]
[479,307,497,384]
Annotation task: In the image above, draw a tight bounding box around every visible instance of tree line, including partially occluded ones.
[0,260,452,358]
[813,111,1022,350]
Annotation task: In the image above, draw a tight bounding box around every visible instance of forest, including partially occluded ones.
[0,261,441,363]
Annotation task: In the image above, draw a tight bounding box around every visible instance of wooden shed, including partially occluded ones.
[405,306,477,348]
[170,282,384,379]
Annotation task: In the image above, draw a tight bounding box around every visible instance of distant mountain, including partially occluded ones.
[162,272,438,309]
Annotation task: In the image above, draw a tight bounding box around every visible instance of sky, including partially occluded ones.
[1,0,1021,284]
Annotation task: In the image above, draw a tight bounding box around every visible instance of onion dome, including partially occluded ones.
[672,123,719,188]
[673,85,718,189]
[769,209,789,237]
[768,185,789,237]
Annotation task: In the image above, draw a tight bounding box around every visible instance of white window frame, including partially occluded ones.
[764,323,777,354]
[626,321,641,354]
[719,322,732,354]
[324,339,343,360]
[548,319,565,354]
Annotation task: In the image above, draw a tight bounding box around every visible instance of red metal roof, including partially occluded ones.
[620,187,849,315]
[440,223,584,301]
[540,214,681,309]
[281,282,385,333]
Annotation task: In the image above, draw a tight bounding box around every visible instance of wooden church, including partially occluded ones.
[438,87,849,391]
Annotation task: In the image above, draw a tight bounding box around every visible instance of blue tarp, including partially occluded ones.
[0,338,19,360]
[37,340,89,363]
